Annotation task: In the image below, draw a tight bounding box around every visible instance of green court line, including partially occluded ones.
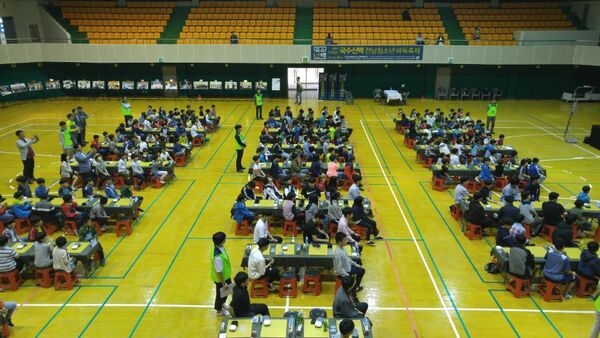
[417,180,502,284]
[222,110,256,174]
[557,183,577,196]
[356,105,391,175]
[204,104,251,169]
[488,289,522,337]
[118,181,196,279]
[370,105,414,171]
[78,285,118,337]
[128,176,222,337]
[389,176,471,337]
[35,287,82,337]
[528,294,564,337]
[192,104,243,164]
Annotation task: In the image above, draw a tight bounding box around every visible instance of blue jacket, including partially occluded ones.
[12,202,31,218]
[105,184,119,199]
[233,201,254,223]
[479,164,493,181]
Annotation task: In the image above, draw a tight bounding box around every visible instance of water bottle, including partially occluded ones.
[304,236,309,251]
[291,235,295,243]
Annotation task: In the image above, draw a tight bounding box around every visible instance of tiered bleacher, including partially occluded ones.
[56,1,175,44]
[178,1,296,45]
[454,2,575,46]
[312,1,446,45]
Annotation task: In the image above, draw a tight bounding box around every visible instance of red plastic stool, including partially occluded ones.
[35,267,55,288]
[432,177,447,191]
[328,222,338,238]
[505,274,531,298]
[42,220,59,235]
[0,270,22,291]
[113,174,127,188]
[235,220,250,236]
[291,176,302,189]
[250,277,269,298]
[283,220,297,236]
[334,277,343,294]
[151,176,164,188]
[450,204,462,221]
[405,138,415,149]
[464,222,483,240]
[106,153,119,161]
[302,269,322,296]
[352,225,368,240]
[174,155,188,167]
[14,218,32,235]
[422,157,434,168]
[54,270,79,290]
[133,177,147,190]
[538,278,566,302]
[91,220,104,237]
[493,176,509,192]
[192,137,204,147]
[575,274,598,298]
[523,224,531,239]
[540,224,556,242]
[278,271,298,298]
[595,226,600,242]
[115,219,132,237]
[64,219,78,236]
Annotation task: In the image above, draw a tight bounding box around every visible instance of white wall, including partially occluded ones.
[38,6,70,43]
[0,0,43,42]
[514,29,599,46]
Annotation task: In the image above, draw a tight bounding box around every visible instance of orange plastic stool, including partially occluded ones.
[14,218,32,235]
[328,222,338,238]
[595,226,600,242]
[150,176,164,188]
[91,220,104,237]
[493,176,508,192]
[283,220,297,236]
[353,225,368,240]
[35,267,55,288]
[278,271,298,298]
[113,174,127,188]
[54,270,79,290]
[450,204,462,221]
[42,220,59,235]
[174,155,188,167]
[537,278,566,302]
[0,270,22,291]
[192,137,204,147]
[405,138,415,149]
[291,176,302,189]
[133,177,147,190]
[106,153,119,161]
[505,274,531,298]
[464,222,483,240]
[432,177,447,191]
[540,224,556,242]
[250,277,269,298]
[235,220,250,236]
[115,219,132,237]
[422,157,434,168]
[334,277,343,294]
[523,224,531,238]
[64,219,78,236]
[575,274,598,298]
[302,269,322,296]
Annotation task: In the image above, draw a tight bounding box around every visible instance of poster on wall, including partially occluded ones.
[194,80,208,90]
[0,85,11,96]
[209,80,222,90]
[10,83,27,93]
[165,80,177,90]
[180,80,191,90]
[239,80,252,90]
[46,80,61,89]
[122,81,134,90]
[28,81,43,91]
[108,80,120,90]
[63,80,74,89]
[92,81,105,89]
[225,81,237,90]
[78,80,91,89]
[256,81,267,90]
[271,78,281,91]
[150,80,163,90]
[136,80,149,90]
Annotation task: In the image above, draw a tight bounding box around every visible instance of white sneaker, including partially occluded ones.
[216,309,230,316]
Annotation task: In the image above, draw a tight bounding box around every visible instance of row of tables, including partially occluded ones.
[252,161,361,175]
[69,159,172,176]
[245,198,370,219]
[33,197,142,219]
[458,198,600,219]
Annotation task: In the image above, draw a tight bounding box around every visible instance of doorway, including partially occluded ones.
[1,17,17,44]
[287,67,324,100]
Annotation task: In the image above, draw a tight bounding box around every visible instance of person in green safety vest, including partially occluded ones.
[234,124,247,173]
[590,282,600,337]
[211,231,232,316]
[255,89,263,120]
[120,97,132,126]
[486,99,497,134]
[58,120,74,160]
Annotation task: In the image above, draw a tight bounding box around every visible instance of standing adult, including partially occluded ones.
[295,76,303,105]
[121,97,133,126]
[15,130,38,184]
[211,231,232,316]
[74,144,96,184]
[234,124,246,173]
[254,89,263,120]
[76,106,89,145]
[66,111,80,147]
[486,100,497,134]
[58,121,74,160]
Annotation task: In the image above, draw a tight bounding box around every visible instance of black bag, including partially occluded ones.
[484,262,501,274]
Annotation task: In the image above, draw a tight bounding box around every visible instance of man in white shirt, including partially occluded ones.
[449,148,461,165]
[253,215,282,244]
[248,238,276,291]
[453,177,470,205]
[333,232,365,296]
[337,208,361,250]
[347,175,362,200]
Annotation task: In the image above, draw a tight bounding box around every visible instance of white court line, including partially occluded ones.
[0,151,58,158]
[0,118,34,132]
[526,121,600,158]
[0,124,33,138]
[541,156,600,162]
[359,120,460,337]
[17,303,596,314]
[508,133,588,138]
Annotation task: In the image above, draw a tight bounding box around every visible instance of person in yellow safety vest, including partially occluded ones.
[211,231,232,316]
[486,100,497,134]
[121,97,132,126]
[234,124,247,173]
[58,121,74,160]
[255,89,263,120]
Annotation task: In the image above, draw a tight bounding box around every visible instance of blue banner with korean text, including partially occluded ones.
[311,45,423,61]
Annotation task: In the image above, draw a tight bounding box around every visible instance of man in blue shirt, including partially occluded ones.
[543,238,576,299]
[478,157,493,182]
[74,144,96,183]
[577,185,591,204]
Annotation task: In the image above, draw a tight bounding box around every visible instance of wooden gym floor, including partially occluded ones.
[0,96,599,337]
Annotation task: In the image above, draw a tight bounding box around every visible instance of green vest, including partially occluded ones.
[487,103,497,117]
[121,102,132,116]
[234,131,245,150]
[255,93,263,106]
[210,246,232,283]
[61,128,73,147]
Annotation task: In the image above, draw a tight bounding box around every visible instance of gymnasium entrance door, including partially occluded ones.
[287,67,324,101]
